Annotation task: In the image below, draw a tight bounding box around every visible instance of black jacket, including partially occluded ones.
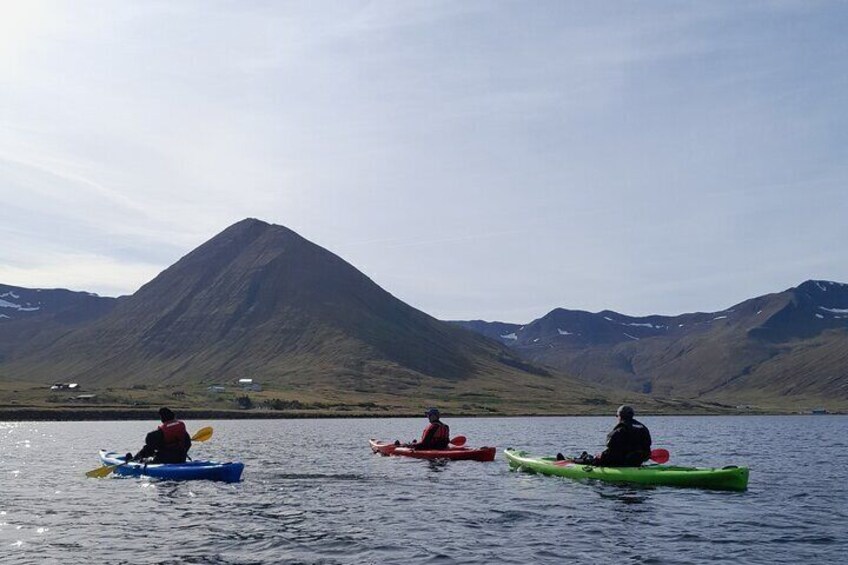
[595,418,651,467]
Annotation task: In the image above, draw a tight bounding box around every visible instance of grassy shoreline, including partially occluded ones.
[0,406,835,421]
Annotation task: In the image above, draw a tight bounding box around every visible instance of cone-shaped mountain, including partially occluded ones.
[5,219,549,389]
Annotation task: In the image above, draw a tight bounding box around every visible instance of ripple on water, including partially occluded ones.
[2,416,848,564]
[270,473,366,481]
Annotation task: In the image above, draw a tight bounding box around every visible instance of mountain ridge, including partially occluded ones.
[3,219,843,413]
[454,280,848,407]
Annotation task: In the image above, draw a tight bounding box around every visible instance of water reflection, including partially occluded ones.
[597,490,651,505]
[426,459,449,472]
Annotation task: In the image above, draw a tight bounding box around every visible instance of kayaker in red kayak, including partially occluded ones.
[560,405,652,466]
[126,407,192,464]
[412,407,450,450]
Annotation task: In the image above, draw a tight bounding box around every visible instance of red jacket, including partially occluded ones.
[159,419,188,451]
[417,421,450,449]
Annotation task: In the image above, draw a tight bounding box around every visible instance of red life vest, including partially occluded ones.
[420,421,450,448]
[158,419,187,450]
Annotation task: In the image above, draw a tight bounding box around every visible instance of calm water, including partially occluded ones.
[2,416,847,564]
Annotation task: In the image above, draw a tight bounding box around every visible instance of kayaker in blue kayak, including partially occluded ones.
[126,407,192,464]
[412,407,450,450]
[560,405,652,466]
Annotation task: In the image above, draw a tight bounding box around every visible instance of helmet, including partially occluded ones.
[425,407,440,417]
[616,405,635,420]
[159,407,175,421]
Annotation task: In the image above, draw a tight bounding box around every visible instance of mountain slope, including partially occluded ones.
[0,284,117,364]
[1,219,632,414]
[455,281,848,407]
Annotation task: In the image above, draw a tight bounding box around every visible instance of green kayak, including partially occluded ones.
[505,448,749,491]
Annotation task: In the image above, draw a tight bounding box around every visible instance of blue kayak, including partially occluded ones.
[99,450,244,483]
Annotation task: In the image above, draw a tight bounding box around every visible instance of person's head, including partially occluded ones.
[616,405,635,421]
[159,407,175,422]
[425,407,440,422]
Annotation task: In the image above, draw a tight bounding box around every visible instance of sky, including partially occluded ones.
[1,1,846,322]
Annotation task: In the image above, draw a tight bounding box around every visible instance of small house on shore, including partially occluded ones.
[238,378,262,392]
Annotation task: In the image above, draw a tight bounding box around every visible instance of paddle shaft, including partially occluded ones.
[562,448,670,466]
[398,435,467,448]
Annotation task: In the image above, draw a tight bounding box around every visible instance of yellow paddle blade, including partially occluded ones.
[192,426,213,442]
[85,463,121,479]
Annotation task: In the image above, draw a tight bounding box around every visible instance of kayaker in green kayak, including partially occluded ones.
[559,405,652,467]
[125,407,192,464]
[412,407,450,450]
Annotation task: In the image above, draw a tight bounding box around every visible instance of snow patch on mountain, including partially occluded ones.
[625,322,661,329]
[819,306,848,314]
[0,298,41,312]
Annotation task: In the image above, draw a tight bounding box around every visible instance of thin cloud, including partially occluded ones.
[0,2,846,318]
[338,228,534,250]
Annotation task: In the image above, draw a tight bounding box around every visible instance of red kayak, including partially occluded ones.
[369,439,496,462]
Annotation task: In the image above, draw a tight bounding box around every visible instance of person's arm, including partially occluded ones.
[640,427,653,463]
[606,426,626,452]
[594,426,624,464]
[133,445,154,460]
[133,430,163,460]
[184,431,192,452]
